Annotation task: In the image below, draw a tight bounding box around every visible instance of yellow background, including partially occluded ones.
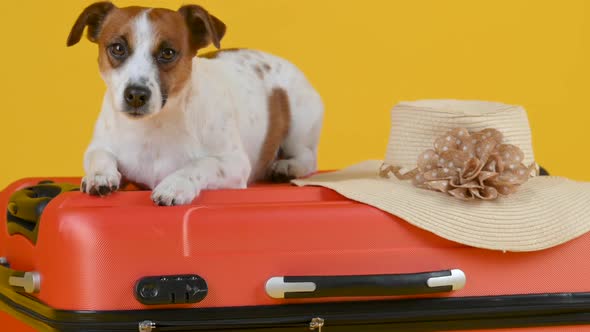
[0,0,589,189]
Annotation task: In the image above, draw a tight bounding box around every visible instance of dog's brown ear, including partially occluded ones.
[67,1,116,47]
[178,5,226,51]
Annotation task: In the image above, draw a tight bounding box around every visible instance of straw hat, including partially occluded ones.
[293,99,590,252]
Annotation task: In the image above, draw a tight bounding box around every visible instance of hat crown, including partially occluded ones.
[383,99,536,171]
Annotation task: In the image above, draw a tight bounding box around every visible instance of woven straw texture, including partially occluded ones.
[384,100,536,171]
[293,100,590,252]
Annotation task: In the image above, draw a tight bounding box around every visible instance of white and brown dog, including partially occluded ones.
[67,2,324,205]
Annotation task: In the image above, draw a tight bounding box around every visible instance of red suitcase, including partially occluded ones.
[1,177,590,331]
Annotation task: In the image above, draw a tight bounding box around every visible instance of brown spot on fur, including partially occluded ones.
[67,2,115,47]
[253,65,264,79]
[148,9,194,98]
[67,4,145,71]
[178,5,226,51]
[198,48,241,59]
[217,168,226,178]
[263,63,271,72]
[251,88,291,182]
[94,6,146,72]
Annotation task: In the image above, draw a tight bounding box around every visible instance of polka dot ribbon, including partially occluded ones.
[380,128,538,201]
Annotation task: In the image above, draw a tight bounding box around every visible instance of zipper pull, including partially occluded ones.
[138,320,156,332]
[309,317,325,331]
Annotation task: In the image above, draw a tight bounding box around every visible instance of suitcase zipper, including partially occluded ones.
[138,317,325,331]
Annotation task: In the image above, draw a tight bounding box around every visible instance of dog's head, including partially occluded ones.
[67,2,226,118]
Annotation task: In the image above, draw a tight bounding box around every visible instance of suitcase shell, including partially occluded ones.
[1,177,590,331]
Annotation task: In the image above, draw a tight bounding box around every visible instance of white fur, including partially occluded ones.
[82,11,324,205]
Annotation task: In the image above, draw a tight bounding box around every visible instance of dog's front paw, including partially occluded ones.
[151,175,199,206]
[269,159,307,183]
[81,171,121,197]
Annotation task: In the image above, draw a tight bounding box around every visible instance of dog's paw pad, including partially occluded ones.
[269,170,295,183]
[151,175,198,206]
[82,172,121,197]
[268,159,306,183]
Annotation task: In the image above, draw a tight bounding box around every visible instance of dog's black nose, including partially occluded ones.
[124,86,151,108]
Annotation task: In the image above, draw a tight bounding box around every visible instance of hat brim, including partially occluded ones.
[292,160,590,252]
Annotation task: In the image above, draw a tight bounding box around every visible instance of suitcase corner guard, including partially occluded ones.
[265,269,466,299]
[6,180,79,244]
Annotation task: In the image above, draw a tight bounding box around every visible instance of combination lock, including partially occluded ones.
[134,274,208,305]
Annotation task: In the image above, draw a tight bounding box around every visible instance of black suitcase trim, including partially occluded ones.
[3,280,590,332]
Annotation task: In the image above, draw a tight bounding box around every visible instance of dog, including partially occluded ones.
[67,2,324,206]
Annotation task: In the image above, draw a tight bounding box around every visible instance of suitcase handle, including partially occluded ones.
[5,180,79,244]
[265,269,466,299]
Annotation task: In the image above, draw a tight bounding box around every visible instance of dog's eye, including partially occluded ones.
[109,43,127,59]
[158,48,177,63]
